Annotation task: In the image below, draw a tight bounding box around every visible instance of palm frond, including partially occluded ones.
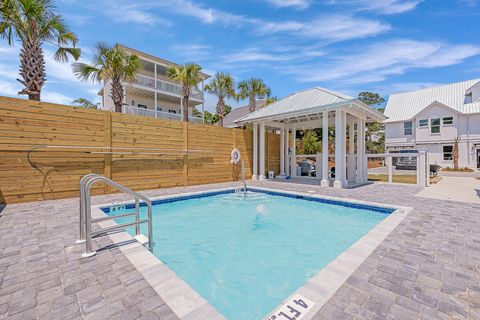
[53,46,80,62]
[72,62,100,82]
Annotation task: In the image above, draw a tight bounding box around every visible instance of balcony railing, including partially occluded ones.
[122,105,203,123]
[131,74,204,101]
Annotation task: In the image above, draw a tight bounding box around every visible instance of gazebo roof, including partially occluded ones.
[235,87,386,126]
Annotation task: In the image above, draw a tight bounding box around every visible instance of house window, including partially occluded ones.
[465,93,473,104]
[168,110,176,114]
[404,121,413,136]
[443,117,453,125]
[419,119,428,127]
[443,145,453,161]
[431,118,440,134]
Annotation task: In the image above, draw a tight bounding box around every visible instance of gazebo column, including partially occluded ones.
[259,122,266,180]
[356,119,366,183]
[290,127,296,177]
[280,128,285,176]
[347,120,356,184]
[321,111,329,187]
[252,123,258,180]
[361,119,368,183]
[334,109,347,188]
[284,128,289,176]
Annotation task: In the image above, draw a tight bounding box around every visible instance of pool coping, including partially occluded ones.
[89,186,412,320]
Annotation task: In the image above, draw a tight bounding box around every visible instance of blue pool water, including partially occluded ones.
[106,190,391,320]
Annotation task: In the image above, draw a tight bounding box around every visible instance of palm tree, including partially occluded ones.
[265,96,278,106]
[237,78,271,112]
[0,0,80,101]
[204,72,236,126]
[167,63,202,122]
[72,98,99,109]
[72,42,140,113]
[453,137,460,170]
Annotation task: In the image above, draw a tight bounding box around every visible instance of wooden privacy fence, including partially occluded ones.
[0,96,280,204]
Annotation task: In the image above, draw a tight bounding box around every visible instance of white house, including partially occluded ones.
[384,79,480,169]
[98,44,210,122]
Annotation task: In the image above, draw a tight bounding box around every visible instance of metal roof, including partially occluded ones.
[235,87,384,124]
[223,100,265,128]
[384,79,480,123]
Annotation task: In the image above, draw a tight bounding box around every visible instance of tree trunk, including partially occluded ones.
[110,78,124,113]
[453,138,459,170]
[249,95,256,112]
[183,95,189,122]
[17,38,46,101]
[216,97,225,127]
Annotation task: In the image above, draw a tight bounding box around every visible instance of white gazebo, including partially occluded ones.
[235,87,386,188]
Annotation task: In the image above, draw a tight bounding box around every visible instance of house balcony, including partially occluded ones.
[130,74,204,102]
[122,105,203,123]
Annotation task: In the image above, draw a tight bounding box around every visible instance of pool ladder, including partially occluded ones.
[78,174,153,257]
[240,159,247,198]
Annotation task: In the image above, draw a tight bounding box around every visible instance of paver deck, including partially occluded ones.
[1,181,479,319]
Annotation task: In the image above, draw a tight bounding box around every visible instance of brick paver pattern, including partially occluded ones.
[1,181,480,319]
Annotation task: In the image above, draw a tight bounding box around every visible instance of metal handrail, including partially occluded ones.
[241,160,247,198]
[78,174,153,257]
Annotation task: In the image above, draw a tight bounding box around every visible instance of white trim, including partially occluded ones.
[236,100,385,125]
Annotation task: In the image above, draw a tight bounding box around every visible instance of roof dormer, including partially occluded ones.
[465,81,480,103]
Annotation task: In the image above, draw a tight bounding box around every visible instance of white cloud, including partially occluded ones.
[0,80,19,96]
[330,0,422,14]
[171,44,211,61]
[63,14,92,26]
[384,82,441,94]
[260,21,304,33]
[223,48,297,63]
[172,0,254,26]
[0,43,99,104]
[88,0,171,27]
[0,63,18,80]
[267,0,311,9]
[285,40,480,84]
[42,90,75,105]
[299,16,390,41]
[117,8,162,26]
[260,15,390,42]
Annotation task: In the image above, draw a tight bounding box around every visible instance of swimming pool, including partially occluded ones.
[104,188,395,319]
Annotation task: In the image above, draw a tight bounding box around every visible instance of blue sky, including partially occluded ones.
[1,0,480,111]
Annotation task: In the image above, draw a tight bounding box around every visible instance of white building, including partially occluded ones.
[98,44,210,122]
[384,79,480,169]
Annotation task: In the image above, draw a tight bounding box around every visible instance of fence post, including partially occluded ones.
[387,154,393,184]
[418,151,427,187]
[426,152,430,187]
[103,112,112,194]
[183,122,188,186]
